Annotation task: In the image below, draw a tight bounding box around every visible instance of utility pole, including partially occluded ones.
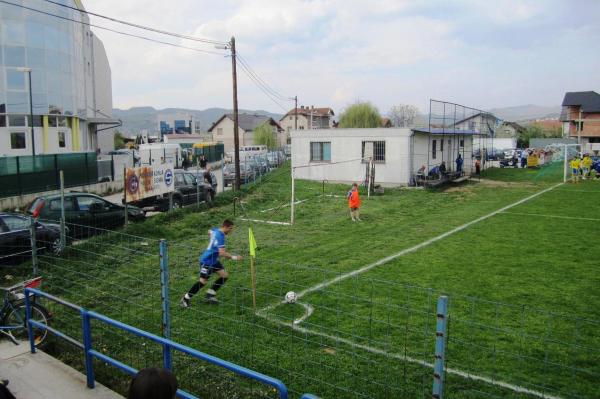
[231,37,241,191]
[218,37,241,190]
[294,96,298,130]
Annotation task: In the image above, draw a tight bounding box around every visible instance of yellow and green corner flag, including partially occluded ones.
[249,228,257,258]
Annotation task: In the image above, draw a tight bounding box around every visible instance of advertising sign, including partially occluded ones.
[125,163,175,203]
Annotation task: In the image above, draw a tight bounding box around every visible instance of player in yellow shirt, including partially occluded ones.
[570,156,581,182]
[581,154,592,179]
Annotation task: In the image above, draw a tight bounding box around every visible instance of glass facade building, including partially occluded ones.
[0,0,114,156]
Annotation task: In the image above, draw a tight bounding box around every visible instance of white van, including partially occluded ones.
[138,143,182,168]
[240,145,267,159]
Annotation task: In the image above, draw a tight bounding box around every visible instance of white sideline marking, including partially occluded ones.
[260,313,561,399]
[239,218,292,226]
[257,183,565,398]
[260,199,308,213]
[295,182,563,300]
[500,211,600,222]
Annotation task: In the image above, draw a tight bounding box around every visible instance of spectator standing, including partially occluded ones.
[199,155,208,170]
[475,158,481,176]
[456,154,464,174]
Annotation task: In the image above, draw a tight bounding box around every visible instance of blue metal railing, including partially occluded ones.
[25,288,317,399]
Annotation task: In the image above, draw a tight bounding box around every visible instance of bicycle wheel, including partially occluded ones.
[2,302,50,347]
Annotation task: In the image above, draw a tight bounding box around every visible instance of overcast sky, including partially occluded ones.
[86,0,600,115]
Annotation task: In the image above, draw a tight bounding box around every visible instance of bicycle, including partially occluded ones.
[0,277,51,347]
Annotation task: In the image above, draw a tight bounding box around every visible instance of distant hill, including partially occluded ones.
[486,105,561,122]
[112,107,283,136]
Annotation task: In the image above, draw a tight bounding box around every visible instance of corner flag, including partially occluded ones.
[249,228,257,258]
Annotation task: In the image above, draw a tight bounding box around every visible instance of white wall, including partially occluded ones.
[414,133,475,174]
[292,128,413,186]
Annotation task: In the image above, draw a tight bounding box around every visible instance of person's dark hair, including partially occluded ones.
[128,368,178,399]
[352,183,358,188]
[222,219,234,228]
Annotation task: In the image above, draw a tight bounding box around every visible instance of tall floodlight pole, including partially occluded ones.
[217,37,241,190]
[18,67,35,156]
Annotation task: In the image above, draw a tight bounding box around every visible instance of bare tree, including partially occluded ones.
[388,104,419,127]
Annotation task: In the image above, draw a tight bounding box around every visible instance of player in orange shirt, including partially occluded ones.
[347,183,361,222]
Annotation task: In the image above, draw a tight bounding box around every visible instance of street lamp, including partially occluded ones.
[17,67,35,157]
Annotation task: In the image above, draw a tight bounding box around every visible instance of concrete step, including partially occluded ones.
[0,340,123,399]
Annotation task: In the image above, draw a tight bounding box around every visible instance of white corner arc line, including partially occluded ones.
[292,302,314,325]
[239,218,291,226]
[500,211,600,222]
[294,182,563,300]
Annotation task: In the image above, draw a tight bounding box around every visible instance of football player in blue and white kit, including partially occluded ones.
[180,220,242,306]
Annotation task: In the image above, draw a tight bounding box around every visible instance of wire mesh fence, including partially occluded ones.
[3,162,599,398]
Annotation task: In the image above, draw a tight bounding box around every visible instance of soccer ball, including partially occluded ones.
[285,291,297,304]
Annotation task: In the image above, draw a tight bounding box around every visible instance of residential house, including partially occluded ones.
[279,106,335,136]
[208,113,284,152]
[452,112,502,137]
[292,127,483,186]
[381,117,392,128]
[495,122,526,138]
[560,91,600,149]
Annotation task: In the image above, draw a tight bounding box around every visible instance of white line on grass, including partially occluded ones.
[257,182,565,398]
[293,302,314,325]
[294,182,563,300]
[500,211,600,222]
[259,313,561,399]
[260,199,309,213]
[239,218,292,226]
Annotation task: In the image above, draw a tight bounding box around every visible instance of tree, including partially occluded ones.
[338,102,382,128]
[254,122,277,150]
[388,104,419,127]
[114,131,126,150]
[517,124,563,148]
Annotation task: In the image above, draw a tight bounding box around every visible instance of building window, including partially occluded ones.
[216,128,223,136]
[0,116,6,127]
[459,139,464,148]
[58,132,66,148]
[11,132,26,149]
[432,139,437,159]
[310,142,331,162]
[8,115,26,127]
[440,139,444,152]
[362,141,386,162]
[289,116,292,121]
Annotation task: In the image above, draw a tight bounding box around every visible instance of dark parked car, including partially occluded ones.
[127,169,217,211]
[223,163,256,187]
[27,192,145,235]
[0,213,65,262]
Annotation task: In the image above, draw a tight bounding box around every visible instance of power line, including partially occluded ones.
[236,53,293,102]
[42,0,227,46]
[0,0,227,56]
[235,59,289,112]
